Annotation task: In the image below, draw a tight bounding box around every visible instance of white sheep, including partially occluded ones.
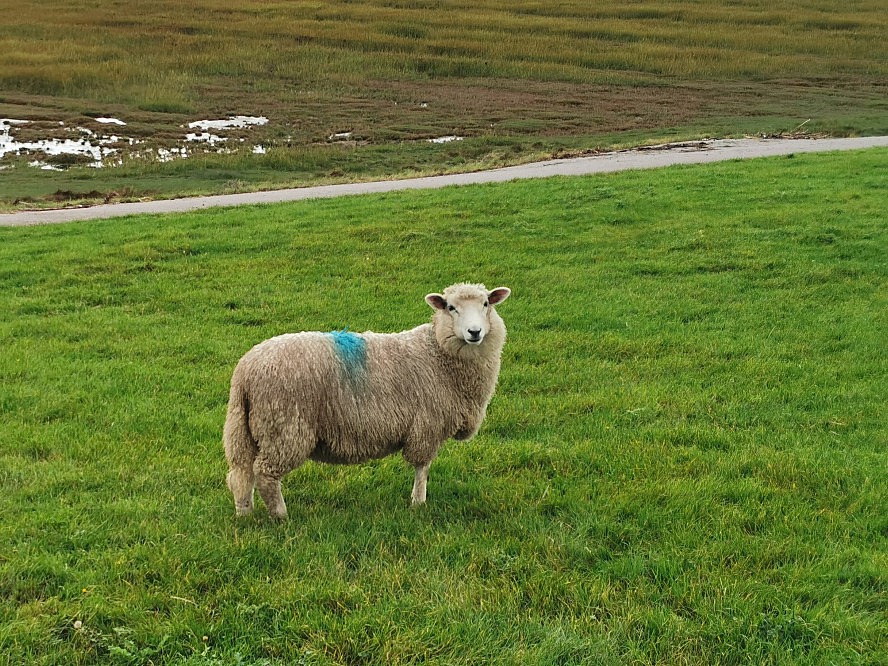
[223,282,511,518]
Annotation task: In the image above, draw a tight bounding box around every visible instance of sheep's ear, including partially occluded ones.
[425,293,448,310]
[488,287,511,305]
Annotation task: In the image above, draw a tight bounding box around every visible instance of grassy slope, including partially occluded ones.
[1,149,886,664]
[1,0,886,209]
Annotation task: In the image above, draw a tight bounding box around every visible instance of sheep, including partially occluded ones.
[223,282,511,518]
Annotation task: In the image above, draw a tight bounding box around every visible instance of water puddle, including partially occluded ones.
[187,116,268,131]
[185,132,226,145]
[155,146,190,163]
[1,118,119,169]
[0,115,270,170]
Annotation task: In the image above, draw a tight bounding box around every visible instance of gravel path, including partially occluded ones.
[2,136,886,227]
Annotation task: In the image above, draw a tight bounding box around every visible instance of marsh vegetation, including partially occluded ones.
[1,0,886,209]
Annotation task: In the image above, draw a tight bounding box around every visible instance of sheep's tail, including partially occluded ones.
[222,375,259,478]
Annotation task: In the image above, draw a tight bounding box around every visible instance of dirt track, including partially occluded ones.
[2,136,886,227]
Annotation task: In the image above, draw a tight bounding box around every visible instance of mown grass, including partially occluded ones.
[1,0,886,210]
[1,149,886,664]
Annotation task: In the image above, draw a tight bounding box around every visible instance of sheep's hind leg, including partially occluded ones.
[252,424,314,519]
[226,466,255,516]
[254,470,287,520]
[411,462,431,506]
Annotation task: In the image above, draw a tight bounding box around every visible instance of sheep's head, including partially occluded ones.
[426,283,511,347]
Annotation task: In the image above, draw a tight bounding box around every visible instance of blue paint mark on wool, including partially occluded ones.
[329,329,367,378]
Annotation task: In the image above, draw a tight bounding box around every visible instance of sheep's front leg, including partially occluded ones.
[411,463,430,505]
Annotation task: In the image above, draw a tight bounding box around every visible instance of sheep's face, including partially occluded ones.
[426,284,511,346]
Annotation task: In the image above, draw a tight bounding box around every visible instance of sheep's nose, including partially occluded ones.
[467,328,482,340]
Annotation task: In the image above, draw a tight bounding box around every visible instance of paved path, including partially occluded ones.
[2,136,886,227]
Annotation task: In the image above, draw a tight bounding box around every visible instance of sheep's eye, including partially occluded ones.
[483,301,489,307]
[447,305,456,312]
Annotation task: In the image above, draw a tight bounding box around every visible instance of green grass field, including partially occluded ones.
[1,0,886,210]
[1,148,886,664]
